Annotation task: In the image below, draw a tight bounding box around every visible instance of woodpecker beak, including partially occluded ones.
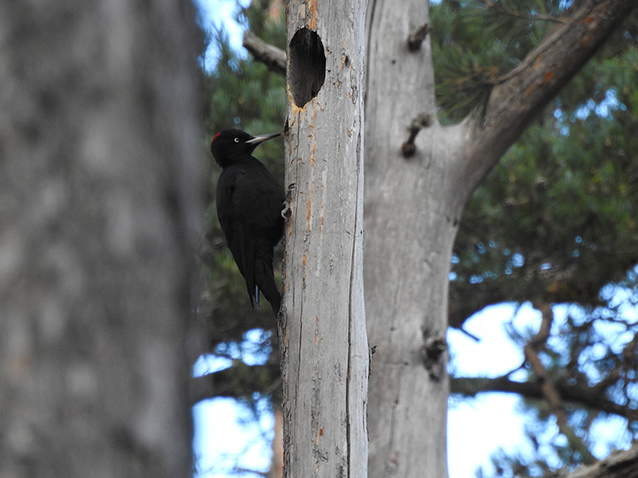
[246,133,280,145]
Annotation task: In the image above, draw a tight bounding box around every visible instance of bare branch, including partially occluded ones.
[407,23,431,51]
[243,30,286,77]
[522,303,594,463]
[234,468,269,478]
[190,361,280,405]
[451,375,638,421]
[401,113,432,158]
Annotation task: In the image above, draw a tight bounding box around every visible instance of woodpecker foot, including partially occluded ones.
[281,183,297,220]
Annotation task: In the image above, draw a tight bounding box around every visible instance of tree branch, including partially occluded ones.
[401,113,432,157]
[448,243,634,327]
[407,23,431,51]
[451,375,638,421]
[463,0,636,196]
[523,303,597,463]
[448,279,510,328]
[242,30,286,77]
[190,361,280,405]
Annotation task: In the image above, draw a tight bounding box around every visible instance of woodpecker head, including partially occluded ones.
[210,129,280,168]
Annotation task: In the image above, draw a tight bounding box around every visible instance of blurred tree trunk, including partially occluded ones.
[280,0,368,477]
[0,1,204,477]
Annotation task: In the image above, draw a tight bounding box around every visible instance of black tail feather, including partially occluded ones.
[254,256,281,316]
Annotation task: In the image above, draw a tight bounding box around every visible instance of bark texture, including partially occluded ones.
[280,1,369,477]
[0,1,204,476]
[364,2,460,477]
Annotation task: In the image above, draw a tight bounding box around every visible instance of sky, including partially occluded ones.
[191,2,632,477]
[194,0,250,71]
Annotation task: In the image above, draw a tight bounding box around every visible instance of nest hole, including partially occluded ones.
[289,28,326,107]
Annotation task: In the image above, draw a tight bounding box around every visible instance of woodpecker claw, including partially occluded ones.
[281,183,297,219]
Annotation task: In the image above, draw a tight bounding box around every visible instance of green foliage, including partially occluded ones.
[431,0,565,122]
[430,0,638,122]
[449,10,638,319]
[452,101,638,310]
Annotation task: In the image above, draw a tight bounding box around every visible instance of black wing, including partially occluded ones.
[217,167,257,306]
[216,162,285,312]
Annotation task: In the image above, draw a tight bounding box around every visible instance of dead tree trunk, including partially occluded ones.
[0,1,204,476]
[280,1,369,477]
[364,2,457,476]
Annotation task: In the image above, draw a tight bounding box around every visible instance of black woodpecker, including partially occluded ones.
[211,129,285,315]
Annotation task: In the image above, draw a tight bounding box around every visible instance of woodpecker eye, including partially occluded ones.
[234,137,240,143]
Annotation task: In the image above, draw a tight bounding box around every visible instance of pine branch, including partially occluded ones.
[484,0,568,25]
[464,0,636,196]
